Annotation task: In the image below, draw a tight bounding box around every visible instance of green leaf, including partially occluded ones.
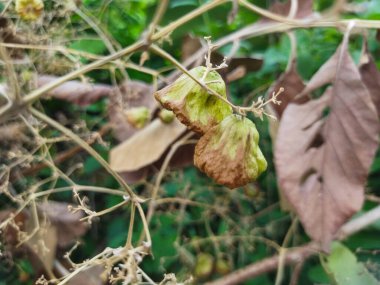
[170,0,198,8]
[69,39,107,55]
[324,242,379,285]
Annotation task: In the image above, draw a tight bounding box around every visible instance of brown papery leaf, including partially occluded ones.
[38,201,88,248]
[265,0,314,20]
[37,75,112,106]
[360,50,380,117]
[68,265,105,285]
[181,34,202,61]
[25,218,58,273]
[110,118,186,172]
[275,42,380,249]
[268,60,305,119]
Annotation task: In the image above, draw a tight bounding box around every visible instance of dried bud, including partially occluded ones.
[194,114,267,188]
[154,66,232,134]
[16,0,44,21]
[124,106,150,129]
[158,109,175,124]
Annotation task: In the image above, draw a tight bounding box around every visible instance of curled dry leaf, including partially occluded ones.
[264,0,314,20]
[359,49,380,117]
[181,34,202,61]
[0,17,26,58]
[25,219,57,273]
[0,122,28,143]
[38,201,88,248]
[155,66,232,134]
[268,60,306,119]
[275,42,380,249]
[266,61,306,211]
[110,118,186,172]
[68,265,106,285]
[0,201,88,274]
[195,114,267,188]
[37,75,113,106]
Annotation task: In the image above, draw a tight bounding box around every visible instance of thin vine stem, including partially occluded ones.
[0,0,229,122]
[28,107,137,200]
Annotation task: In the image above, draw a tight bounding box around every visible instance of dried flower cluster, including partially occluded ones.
[15,0,44,21]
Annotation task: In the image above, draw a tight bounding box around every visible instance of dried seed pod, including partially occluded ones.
[124,106,151,129]
[194,114,267,188]
[16,0,44,21]
[154,66,232,134]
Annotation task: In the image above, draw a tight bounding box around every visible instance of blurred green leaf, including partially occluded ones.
[323,242,379,285]
[69,39,107,55]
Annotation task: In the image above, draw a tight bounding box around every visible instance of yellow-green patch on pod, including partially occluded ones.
[194,114,267,188]
[154,66,232,134]
[158,109,175,124]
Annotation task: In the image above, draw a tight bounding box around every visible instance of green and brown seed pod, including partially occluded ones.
[154,66,232,134]
[194,114,267,188]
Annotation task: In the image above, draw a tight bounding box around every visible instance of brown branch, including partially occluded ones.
[289,259,305,285]
[206,204,380,285]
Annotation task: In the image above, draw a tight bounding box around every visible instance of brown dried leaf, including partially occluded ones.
[38,201,88,248]
[108,80,157,141]
[0,17,26,58]
[211,52,263,77]
[264,0,314,20]
[268,60,306,118]
[0,122,28,143]
[37,75,112,106]
[298,50,340,97]
[181,34,201,61]
[110,118,186,172]
[0,209,27,246]
[275,43,380,249]
[25,219,57,272]
[359,50,380,117]
[68,265,105,285]
[119,142,195,184]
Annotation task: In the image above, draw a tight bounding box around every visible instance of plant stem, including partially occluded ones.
[29,107,137,200]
